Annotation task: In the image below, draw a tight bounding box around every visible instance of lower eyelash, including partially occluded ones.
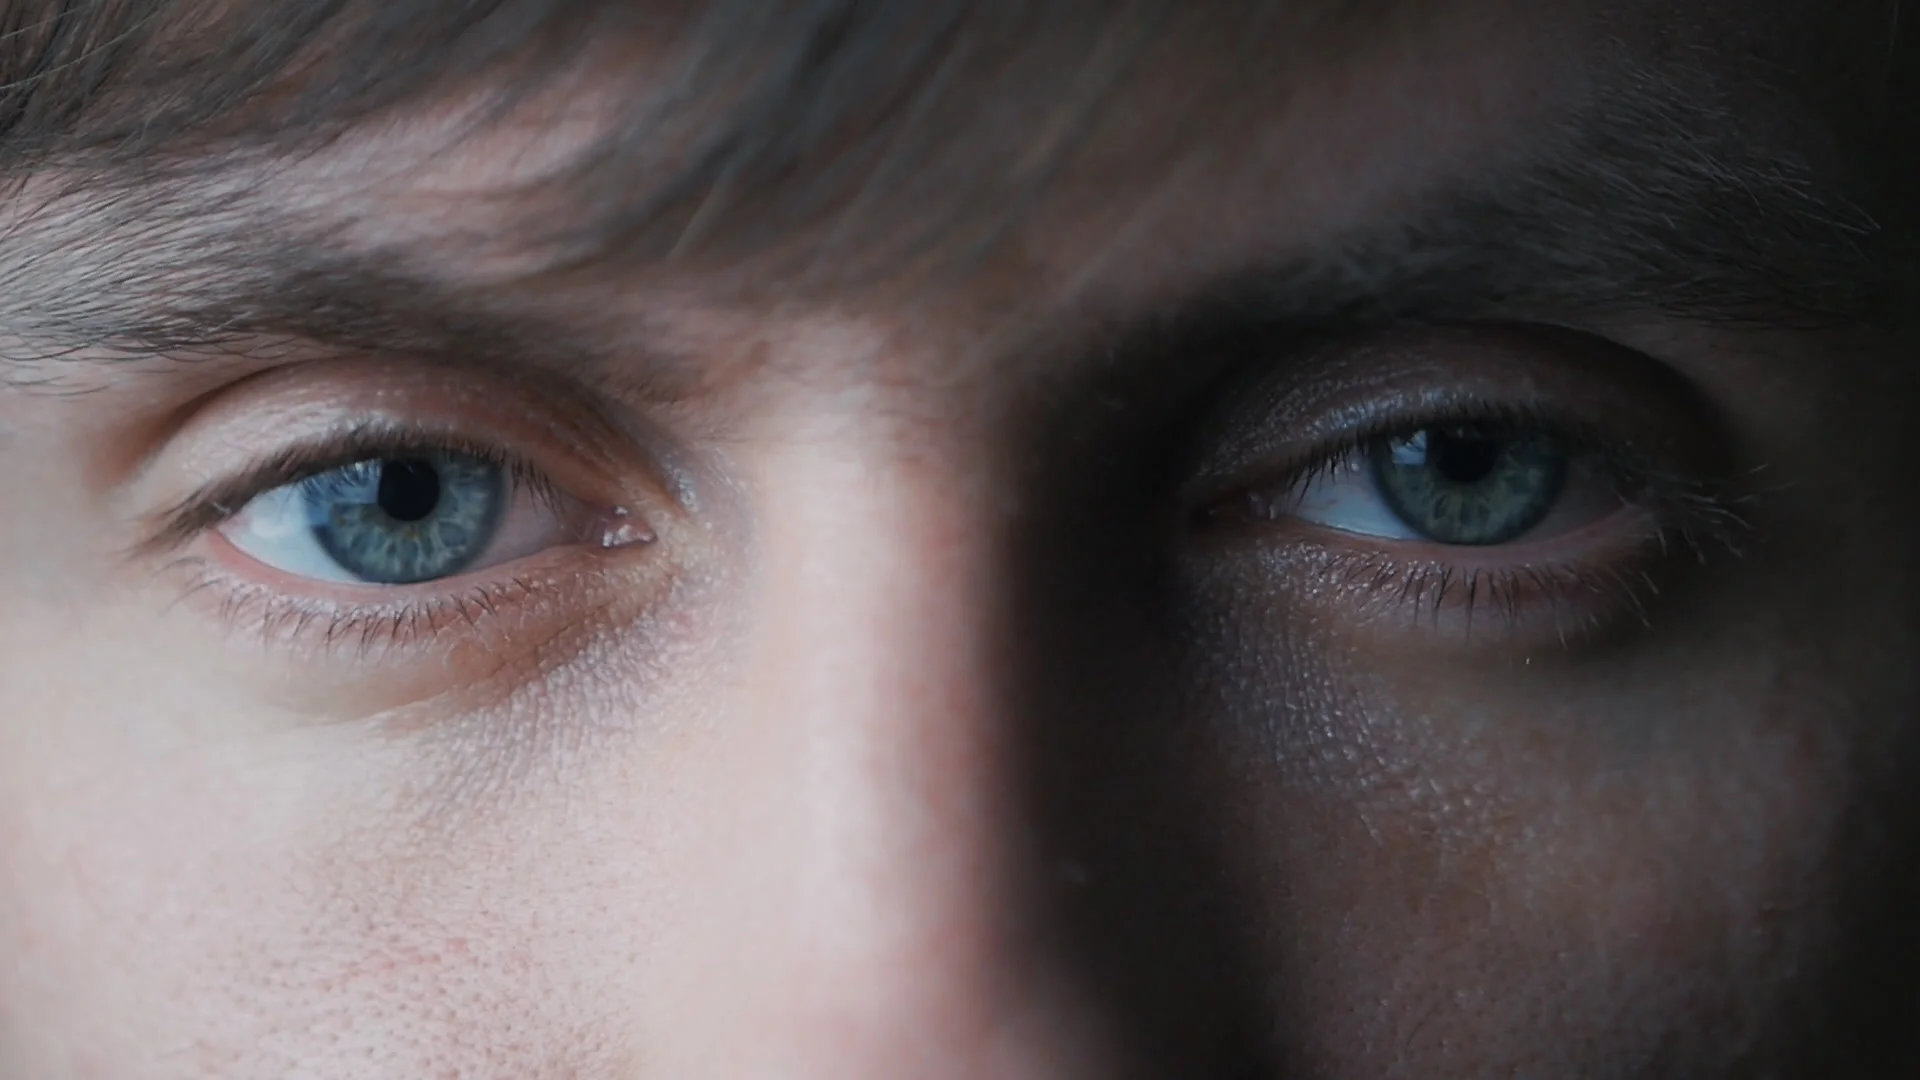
[1319,552,1663,644]
[1254,474,1755,648]
[158,552,549,660]
[1644,469,1759,561]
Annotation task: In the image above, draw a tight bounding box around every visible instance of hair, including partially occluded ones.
[0,0,1910,303]
[0,2,1271,279]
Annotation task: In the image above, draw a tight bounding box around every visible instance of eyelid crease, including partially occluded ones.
[1200,319,1717,436]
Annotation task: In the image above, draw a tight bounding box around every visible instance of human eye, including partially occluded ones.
[1247,414,1666,554]
[215,436,647,587]
[1275,421,1604,546]
[1187,328,1750,647]
[130,362,677,665]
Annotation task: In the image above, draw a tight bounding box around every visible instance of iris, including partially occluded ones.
[300,453,506,584]
[1368,424,1568,545]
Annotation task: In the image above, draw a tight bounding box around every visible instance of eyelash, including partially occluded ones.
[167,560,553,659]
[147,422,567,553]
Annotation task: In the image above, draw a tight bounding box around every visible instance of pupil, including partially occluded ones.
[1429,428,1503,485]
[376,459,442,523]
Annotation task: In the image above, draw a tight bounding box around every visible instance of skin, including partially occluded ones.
[2,0,1918,1076]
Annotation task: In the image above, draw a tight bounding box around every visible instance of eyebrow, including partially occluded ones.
[0,72,1893,399]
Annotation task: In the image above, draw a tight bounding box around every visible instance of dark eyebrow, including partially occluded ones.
[1120,91,1891,362]
[0,65,1892,398]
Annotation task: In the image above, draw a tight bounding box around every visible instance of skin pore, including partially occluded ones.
[2,0,1918,1077]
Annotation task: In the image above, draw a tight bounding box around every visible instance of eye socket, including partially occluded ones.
[1271,421,1625,547]
[1178,326,1755,648]
[1190,409,1738,646]
[128,358,682,681]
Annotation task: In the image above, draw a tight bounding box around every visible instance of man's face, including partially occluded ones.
[1,0,1916,1076]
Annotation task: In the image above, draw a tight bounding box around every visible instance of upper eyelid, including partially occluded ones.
[1185,325,1731,488]
[1191,405,1634,524]
[1203,422,1754,565]
[122,357,688,558]
[1288,410,1632,483]
[136,426,558,559]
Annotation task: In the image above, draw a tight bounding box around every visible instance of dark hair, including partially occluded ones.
[0,1,1213,281]
[0,1,1911,303]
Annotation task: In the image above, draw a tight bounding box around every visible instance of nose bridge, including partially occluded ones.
[761,435,1018,981]
[690,431,1110,1077]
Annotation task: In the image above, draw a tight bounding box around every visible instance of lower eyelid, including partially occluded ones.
[139,556,591,721]
[1189,495,1687,650]
[1277,495,1663,572]
[162,520,674,680]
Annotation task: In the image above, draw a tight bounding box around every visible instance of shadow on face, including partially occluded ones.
[0,1,1918,1077]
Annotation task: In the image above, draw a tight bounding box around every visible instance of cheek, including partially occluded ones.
[1194,631,1863,1075]
[0,684,654,1080]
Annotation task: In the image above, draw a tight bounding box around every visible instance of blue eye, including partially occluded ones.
[1368,425,1568,545]
[1281,423,1616,546]
[220,451,574,586]
[300,454,506,584]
